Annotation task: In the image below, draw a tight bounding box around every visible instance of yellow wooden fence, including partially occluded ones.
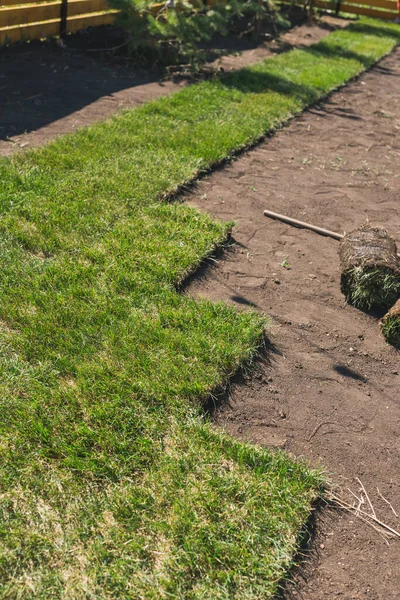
[309,0,398,20]
[0,0,398,46]
[0,0,118,45]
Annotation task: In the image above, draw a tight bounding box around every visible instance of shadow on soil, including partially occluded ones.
[308,104,363,121]
[2,25,274,143]
[333,363,367,382]
[278,500,341,600]
[203,334,282,418]
[0,13,305,144]
[180,236,263,309]
[0,27,167,143]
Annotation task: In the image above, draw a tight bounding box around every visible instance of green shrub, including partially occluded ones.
[109,0,284,66]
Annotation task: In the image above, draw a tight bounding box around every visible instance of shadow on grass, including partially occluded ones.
[221,68,320,104]
[220,22,400,101]
[303,20,400,67]
[215,36,398,140]
[302,42,374,68]
[348,21,400,42]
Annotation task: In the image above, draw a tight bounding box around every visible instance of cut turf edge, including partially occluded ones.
[1,18,400,598]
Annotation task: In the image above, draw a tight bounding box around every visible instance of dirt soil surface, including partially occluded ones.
[185,49,400,599]
[0,17,344,156]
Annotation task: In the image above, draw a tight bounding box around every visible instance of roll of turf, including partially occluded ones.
[339,225,400,309]
[381,299,400,347]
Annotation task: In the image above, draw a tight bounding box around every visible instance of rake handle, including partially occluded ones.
[263,209,344,241]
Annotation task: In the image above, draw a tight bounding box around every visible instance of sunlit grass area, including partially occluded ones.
[0,18,399,598]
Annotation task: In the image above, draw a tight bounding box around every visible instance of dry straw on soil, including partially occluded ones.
[339,226,400,309]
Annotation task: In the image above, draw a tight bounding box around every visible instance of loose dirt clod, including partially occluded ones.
[381,299,400,347]
[339,225,400,309]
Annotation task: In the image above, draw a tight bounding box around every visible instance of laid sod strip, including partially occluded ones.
[339,226,400,309]
[381,299,400,347]
[0,19,399,600]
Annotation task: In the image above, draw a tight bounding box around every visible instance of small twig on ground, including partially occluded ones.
[349,489,364,516]
[336,492,383,541]
[356,478,376,518]
[347,487,363,506]
[307,421,335,442]
[377,488,399,518]
[352,511,391,545]
[24,93,43,101]
[86,38,131,53]
[328,491,400,539]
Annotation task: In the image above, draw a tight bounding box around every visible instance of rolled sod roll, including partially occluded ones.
[381,299,400,347]
[339,225,400,309]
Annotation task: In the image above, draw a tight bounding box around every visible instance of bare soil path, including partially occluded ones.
[185,48,400,600]
[0,17,343,156]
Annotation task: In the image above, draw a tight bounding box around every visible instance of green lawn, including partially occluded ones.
[0,19,399,599]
